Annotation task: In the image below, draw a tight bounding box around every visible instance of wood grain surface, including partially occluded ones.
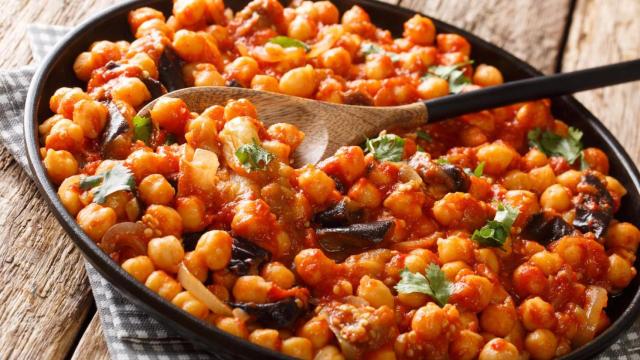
[0,0,637,359]
[562,0,640,163]
[399,0,573,74]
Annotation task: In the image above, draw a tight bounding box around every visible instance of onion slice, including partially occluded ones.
[574,285,608,346]
[177,262,232,316]
[100,222,147,256]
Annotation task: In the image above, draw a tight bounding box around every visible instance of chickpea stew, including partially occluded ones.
[39,0,639,359]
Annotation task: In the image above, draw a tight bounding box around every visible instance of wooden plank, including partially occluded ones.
[70,315,110,360]
[399,0,572,74]
[561,0,640,163]
[0,0,119,359]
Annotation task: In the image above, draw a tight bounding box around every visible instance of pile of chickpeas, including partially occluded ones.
[39,0,639,359]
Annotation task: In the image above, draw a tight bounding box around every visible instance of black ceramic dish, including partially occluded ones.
[24,0,640,359]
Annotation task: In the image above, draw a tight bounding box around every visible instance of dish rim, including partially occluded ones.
[23,0,640,359]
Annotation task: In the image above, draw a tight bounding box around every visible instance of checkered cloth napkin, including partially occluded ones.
[1,24,639,360]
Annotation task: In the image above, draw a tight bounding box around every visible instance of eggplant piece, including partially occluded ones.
[141,76,167,99]
[228,236,271,276]
[408,152,470,192]
[105,61,119,70]
[158,47,186,92]
[317,220,393,261]
[523,212,573,245]
[573,173,614,238]
[100,101,130,154]
[313,199,362,227]
[230,297,305,329]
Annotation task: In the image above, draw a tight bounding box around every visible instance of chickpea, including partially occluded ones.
[481,303,516,337]
[523,148,549,170]
[606,222,640,252]
[44,149,78,185]
[411,302,445,341]
[183,251,208,283]
[607,254,636,289]
[76,203,116,241]
[294,249,337,286]
[519,297,555,331]
[225,56,259,87]
[135,18,174,38]
[267,123,305,150]
[357,276,394,308]
[45,119,84,152]
[193,65,225,87]
[298,316,331,349]
[128,7,165,33]
[73,52,101,82]
[397,292,428,308]
[296,165,336,204]
[582,147,609,174]
[365,54,394,80]
[231,200,277,246]
[383,181,425,220]
[475,248,500,274]
[139,174,175,205]
[57,175,83,215]
[172,290,209,319]
[145,270,182,300]
[438,235,475,264]
[175,196,207,233]
[174,0,206,26]
[478,338,519,360]
[251,74,280,92]
[528,165,556,194]
[442,261,471,281]
[150,97,190,135]
[288,15,317,41]
[451,275,494,312]
[540,184,571,212]
[128,52,158,79]
[525,329,558,360]
[216,317,249,339]
[503,190,539,227]
[281,337,313,360]
[513,264,547,297]
[262,140,291,162]
[437,33,471,56]
[143,205,183,237]
[262,262,295,289]
[403,14,435,45]
[404,254,428,274]
[232,275,272,303]
[223,98,258,121]
[417,77,449,99]
[173,30,221,65]
[556,170,582,192]
[320,47,352,76]
[120,256,154,283]
[313,1,339,24]
[314,345,344,360]
[477,142,517,176]
[450,330,484,360]
[71,99,108,139]
[147,236,184,273]
[320,146,366,185]
[249,329,281,350]
[348,178,383,209]
[110,77,151,108]
[473,64,504,87]
[280,65,317,98]
[529,251,563,276]
[126,150,162,180]
[195,230,233,271]
[54,87,91,119]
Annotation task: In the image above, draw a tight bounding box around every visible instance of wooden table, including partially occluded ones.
[0,0,638,358]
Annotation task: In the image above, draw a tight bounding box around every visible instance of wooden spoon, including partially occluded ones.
[138,59,640,165]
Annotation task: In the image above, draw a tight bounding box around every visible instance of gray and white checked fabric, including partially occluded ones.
[0,24,638,360]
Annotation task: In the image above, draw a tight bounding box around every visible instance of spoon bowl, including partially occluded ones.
[137,86,427,165]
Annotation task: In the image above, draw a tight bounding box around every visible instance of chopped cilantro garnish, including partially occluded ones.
[79,164,136,204]
[396,263,451,307]
[423,61,473,94]
[527,127,584,164]
[416,130,432,143]
[132,115,152,145]
[465,162,485,177]
[268,36,310,52]
[365,134,405,162]
[472,202,519,248]
[235,139,274,171]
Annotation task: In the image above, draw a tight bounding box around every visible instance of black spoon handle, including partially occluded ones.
[425,59,640,122]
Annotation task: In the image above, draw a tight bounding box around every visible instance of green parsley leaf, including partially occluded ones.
[235,139,274,171]
[133,115,152,145]
[435,157,450,165]
[465,161,485,177]
[423,61,473,94]
[395,263,451,307]
[268,36,310,52]
[361,43,383,56]
[472,202,519,247]
[579,152,590,170]
[79,164,136,204]
[527,127,584,164]
[416,130,432,143]
[365,134,405,162]
[417,145,426,153]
